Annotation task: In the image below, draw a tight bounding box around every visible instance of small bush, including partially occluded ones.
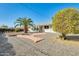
[15,28,23,32]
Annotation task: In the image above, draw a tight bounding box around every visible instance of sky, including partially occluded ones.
[1,3,79,27]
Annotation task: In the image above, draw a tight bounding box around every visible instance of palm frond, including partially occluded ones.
[14,24,20,28]
[14,17,34,30]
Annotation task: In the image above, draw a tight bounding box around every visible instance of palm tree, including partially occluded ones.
[15,17,33,33]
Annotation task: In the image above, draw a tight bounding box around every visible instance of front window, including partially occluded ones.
[44,26,49,29]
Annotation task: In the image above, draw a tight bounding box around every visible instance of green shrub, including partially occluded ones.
[74,30,79,34]
[15,28,23,32]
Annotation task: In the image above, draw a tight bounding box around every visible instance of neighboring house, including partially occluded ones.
[35,24,54,32]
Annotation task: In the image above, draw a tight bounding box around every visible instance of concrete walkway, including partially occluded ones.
[17,33,46,43]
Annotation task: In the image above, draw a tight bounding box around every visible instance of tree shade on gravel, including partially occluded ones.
[0,32,16,56]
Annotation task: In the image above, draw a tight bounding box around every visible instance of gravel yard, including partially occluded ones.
[1,32,79,56]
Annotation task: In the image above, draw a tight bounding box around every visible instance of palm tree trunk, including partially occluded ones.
[24,26,28,33]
